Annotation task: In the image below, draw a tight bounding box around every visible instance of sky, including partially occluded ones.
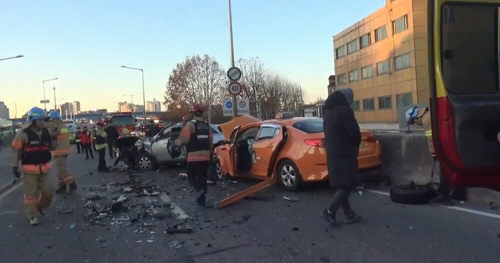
[1,0,384,119]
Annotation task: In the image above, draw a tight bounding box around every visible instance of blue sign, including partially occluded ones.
[226,101,233,109]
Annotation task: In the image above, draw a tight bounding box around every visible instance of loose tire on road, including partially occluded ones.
[277,160,302,192]
[136,154,155,171]
[390,181,438,205]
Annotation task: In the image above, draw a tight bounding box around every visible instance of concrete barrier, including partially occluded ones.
[375,132,500,204]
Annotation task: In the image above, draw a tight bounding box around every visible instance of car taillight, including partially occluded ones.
[304,139,324,147]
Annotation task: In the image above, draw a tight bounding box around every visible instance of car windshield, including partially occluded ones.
[293,119,323,133]
[112,116,134,126]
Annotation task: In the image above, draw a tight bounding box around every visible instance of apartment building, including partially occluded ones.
[333,0,428,122]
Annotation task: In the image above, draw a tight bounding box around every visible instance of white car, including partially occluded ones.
[63,119,78,133]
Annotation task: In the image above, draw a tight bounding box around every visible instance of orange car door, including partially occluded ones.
[216,126,240,176]
[250,124,284,177]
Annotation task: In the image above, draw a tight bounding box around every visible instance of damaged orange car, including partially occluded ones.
[215,116,381,191]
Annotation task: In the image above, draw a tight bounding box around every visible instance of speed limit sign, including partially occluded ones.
[228,81,243,96]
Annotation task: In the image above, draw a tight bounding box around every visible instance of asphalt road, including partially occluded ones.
[0,146,499,263]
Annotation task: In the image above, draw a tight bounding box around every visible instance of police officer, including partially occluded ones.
[48,111,78,194]
[11,107,55,226]
[406,106,467,203]
[176,104,213,207]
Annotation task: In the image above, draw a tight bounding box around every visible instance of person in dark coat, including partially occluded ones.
[321,88,362,227]
[104,122,119,158]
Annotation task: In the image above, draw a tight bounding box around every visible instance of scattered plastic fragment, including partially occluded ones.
[70,223,76,230]
[283,196,299,202]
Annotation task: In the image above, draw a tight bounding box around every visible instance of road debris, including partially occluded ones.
[147,240,154,243]
[101,243,109,248]
[169,239,182,249]
[320,256,332,262]
[233,214,251,224]
[244,196,269,201]
[70,223,76,230]
[283,196,299,202]
[490,202,499,210]
[58,208,74,215]
[357,191,364,197]
[166,227,193,234]
[292,227,300,231]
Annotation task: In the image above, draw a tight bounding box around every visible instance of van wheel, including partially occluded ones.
[277,160,302,192]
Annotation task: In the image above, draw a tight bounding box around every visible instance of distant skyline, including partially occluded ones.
[1,0,384,118]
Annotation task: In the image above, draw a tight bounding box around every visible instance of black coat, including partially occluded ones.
[323,91,362,188]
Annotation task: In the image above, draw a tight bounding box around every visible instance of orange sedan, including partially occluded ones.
[215,117,381,191]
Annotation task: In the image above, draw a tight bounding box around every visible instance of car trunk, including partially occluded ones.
[359,130,377,156]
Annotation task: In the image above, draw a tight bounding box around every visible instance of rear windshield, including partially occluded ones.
[293,119,323,133]
[112,116,135,126]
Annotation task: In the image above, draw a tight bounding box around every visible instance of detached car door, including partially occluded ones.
[250,124,285,177]
[429,0,500,190]
[216,126,240,176]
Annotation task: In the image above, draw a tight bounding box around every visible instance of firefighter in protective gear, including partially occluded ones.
[48,111,78,194]
[75,126,82,154]
[94,119,109,172]
[11,107,56,226]
[406,107,467,202]
[176,104,213,207]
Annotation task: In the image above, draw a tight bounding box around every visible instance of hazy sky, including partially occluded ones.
[1,0,384,118]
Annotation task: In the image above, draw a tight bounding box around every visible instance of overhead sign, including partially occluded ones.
[40,100,50,103]
[223,98,250,116]
[227,67,242,81]
[228,81,243,96]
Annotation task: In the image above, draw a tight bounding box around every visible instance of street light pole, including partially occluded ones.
[42,78,58,111]
[0,55,23,62]
[53,86,57,110]
[121,66,146,117]
[228,0,237,118]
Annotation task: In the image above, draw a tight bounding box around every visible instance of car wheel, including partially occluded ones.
[136,154,154,171]
[389,181,438,205]
[277,160,302,192]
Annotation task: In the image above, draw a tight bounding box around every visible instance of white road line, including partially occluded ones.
[0,181,14,193]
[365,189,500,220]
[0,183,22,200]
[0,210,19,216]
[159,193,189,220]
[365,189,390,196]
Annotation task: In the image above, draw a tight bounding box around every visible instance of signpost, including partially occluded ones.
[223,98,250,116]
[227,66,242,118]
[227,67,242,81]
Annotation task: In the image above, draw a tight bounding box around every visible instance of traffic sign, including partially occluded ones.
[228,81,243,96]
[227,67,242,81]
[223,98,250,116]
[40,100,50,103]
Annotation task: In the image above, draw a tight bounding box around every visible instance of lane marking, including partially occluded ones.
[0,183,22,200]
[0,210,19,216]
[0,181,14,193]
[159,193,189,220]
[365,189,500,220]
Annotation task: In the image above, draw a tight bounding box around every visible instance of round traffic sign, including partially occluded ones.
[227,67,242,81]
[239,100,246,108]
[226,101,233,108]
[228,81,243,96]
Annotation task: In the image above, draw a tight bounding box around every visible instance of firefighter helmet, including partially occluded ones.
[27,107,45,122]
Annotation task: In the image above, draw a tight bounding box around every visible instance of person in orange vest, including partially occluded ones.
[11,107,55,226]
[48,111,78,194]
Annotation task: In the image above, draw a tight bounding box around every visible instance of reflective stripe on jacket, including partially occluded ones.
[51,120,71,157]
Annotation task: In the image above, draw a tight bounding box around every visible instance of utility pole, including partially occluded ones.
[53,86,57,110]
[228,0,237,118]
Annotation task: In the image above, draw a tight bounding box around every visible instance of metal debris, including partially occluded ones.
[234,214,251,224]
[166,227,193,234]
[283,196,299,202]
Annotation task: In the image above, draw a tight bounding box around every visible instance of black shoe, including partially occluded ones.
[320,209,338,227]
[69,183,78,193]
[344,212,362,224]
[55,185,66,194]
[196,195,206,207]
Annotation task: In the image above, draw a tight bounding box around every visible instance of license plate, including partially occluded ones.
[360,142,367,147]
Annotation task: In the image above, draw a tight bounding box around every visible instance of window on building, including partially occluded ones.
[393,15,408,34]
[394,53,411,71]
[378,96,392,109]
[335,46,345,59]
[377,60,390,75]
[363,98,375,111]
[396,93,413,108]
[360,33,371,49]
[361,65,373,79]
[337,74,346,85]
[349,70,359,82]
[375,25,387,42]
[351,100,360,111]
[347,40,358,54]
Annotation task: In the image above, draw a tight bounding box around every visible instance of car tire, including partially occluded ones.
[389,181,438,205]
[212,156,225,180]
[277,160,302,192]
[136,154,155,171]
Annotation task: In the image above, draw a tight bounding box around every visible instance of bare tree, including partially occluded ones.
[165,55,226,123]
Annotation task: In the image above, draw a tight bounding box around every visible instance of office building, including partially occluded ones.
[59,102,74,119]
[333,0,428,122]
[0,101,10,119]
[72,101,81,114]
[146,101,154,112]
[118,102,131,112]
[327,75,336,95]
[153,99,161,111]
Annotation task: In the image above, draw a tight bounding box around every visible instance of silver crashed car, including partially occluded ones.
[135,123,226,170]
